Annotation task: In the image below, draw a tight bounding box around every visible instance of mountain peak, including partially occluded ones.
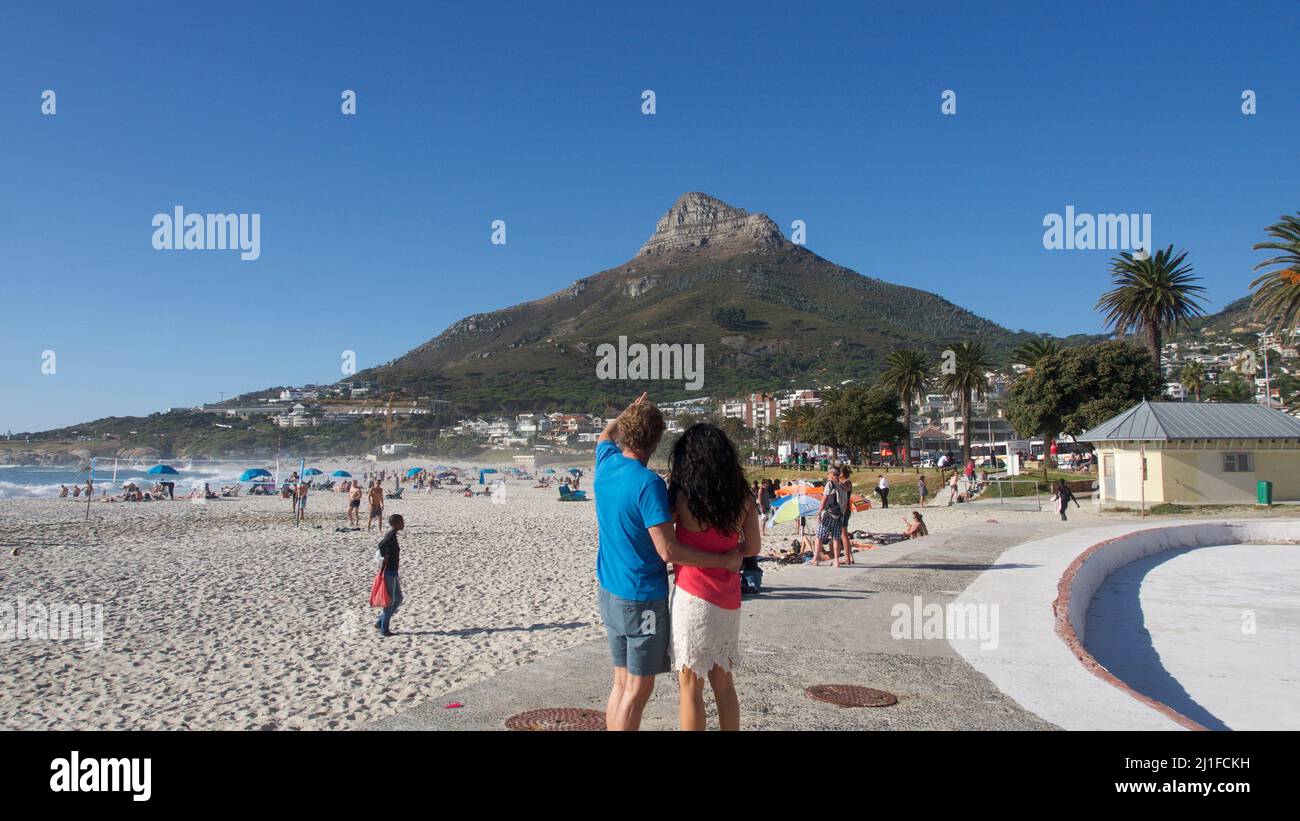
[637,192,786,257]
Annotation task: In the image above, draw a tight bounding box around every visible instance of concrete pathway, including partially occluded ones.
[372,517,1085,731]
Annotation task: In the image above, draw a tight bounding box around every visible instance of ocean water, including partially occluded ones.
[0,463,254,498]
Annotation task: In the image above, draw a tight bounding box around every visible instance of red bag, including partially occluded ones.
[369,563,391,608]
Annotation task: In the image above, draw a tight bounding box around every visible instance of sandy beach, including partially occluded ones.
[0,470,1106,730]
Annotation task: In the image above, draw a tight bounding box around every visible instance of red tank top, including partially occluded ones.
[674,523,741,610]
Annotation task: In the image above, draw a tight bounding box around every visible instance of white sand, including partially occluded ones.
[0,471,1096,730]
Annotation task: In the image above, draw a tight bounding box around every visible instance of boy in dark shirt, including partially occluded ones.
[375,514,405,636]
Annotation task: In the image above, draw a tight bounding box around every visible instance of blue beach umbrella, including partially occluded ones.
[543,467,556,474]
[146,464,179,476]
[772,493,823,525]
[303,468,324,477]
[239,468,272,482]
[331,470,353,478]
[405,467,424,478]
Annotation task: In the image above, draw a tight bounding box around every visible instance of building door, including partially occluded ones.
[1102,454,1115,500]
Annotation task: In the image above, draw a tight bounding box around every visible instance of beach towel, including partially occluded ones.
[369,564,391,608]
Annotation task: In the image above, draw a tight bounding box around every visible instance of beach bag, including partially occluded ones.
[369,563,391,608]
[740,557,763,595]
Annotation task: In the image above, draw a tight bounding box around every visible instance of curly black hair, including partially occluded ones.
[667,422,751,535]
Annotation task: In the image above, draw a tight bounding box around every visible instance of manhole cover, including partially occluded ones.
[504,708,607,731]
[805,684,898,708]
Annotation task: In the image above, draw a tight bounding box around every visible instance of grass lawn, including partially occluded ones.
[746,465,1095,506]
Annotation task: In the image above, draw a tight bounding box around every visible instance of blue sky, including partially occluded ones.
[2,1,1297,432]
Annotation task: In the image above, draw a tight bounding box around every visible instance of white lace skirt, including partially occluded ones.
[671,585,741,678]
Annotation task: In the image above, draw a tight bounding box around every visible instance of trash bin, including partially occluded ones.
[1257,480,1273,506]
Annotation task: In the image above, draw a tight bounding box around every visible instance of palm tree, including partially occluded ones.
[877,350,933,467]
[778,404,818,462]
[1096,246,1208,368]
[1179,361,1205,402]
[937,341,992,467]
[1010,337,1061,373]
[1210,374,1254,403]
[1249,213,1300,342]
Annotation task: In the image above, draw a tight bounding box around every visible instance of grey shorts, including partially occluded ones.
[598,585,671,677]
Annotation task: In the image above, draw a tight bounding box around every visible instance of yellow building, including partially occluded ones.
[1079,401,1300,506]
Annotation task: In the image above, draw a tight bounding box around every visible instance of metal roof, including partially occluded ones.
[1079,401,1300,442]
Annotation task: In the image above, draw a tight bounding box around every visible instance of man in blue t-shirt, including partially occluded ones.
[594,393,741,731]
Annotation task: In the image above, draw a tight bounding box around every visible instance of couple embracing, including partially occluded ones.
[595,394,761,731]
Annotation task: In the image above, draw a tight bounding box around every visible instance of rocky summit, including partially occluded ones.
[637,192,787,258]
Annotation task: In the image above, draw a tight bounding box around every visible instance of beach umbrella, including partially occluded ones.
[775,480,820,497]
[435,471,455,478]
[772,493,823,525]
[303,468,324,476]
[405,467,424,478]
[146,464,179,476]
[543,467,556,474]
[239,468,272,482]
[567,468,581,475]
[331,470,353,478]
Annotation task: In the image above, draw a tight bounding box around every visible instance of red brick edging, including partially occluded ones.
[1051,528,1210,732]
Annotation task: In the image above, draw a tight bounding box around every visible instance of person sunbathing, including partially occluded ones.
[902,512,928,539]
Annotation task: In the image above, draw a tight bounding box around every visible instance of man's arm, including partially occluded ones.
[648,523,742,572]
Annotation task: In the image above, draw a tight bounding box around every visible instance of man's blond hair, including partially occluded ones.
[618,403,666,454]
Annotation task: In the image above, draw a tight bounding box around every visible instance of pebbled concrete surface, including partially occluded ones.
[370,518,1085,731]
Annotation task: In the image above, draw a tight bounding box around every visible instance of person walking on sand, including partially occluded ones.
[1053,478,1079,522]
[347,481,362,527]
[947,472,960,505]
[595,394,742,732]
[374,514,405,636]
[666,422,762,731]
[876,473,890,509]
[917,474,929,508]
[367,480,385,532]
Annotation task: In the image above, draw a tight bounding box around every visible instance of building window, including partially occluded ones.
[1222,453,1254,473]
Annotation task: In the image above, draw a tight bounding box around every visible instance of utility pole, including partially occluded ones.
[1262,337,1274,408]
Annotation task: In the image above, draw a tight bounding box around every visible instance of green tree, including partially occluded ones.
[937,341,992,466]
[1010,338,1061,372]
[778,404,818,457]
[807,386,906,463]
[1096,246,1208,367]
[1006,341,1163,475]
[1209,373,1254,403]
[1179,361,1205,402]
[876,350,932,466]
[1249,212,1300,342]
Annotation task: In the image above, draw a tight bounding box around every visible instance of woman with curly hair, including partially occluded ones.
[666,422,762,731]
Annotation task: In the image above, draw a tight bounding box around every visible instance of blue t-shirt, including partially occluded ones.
[594,439,673,601]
